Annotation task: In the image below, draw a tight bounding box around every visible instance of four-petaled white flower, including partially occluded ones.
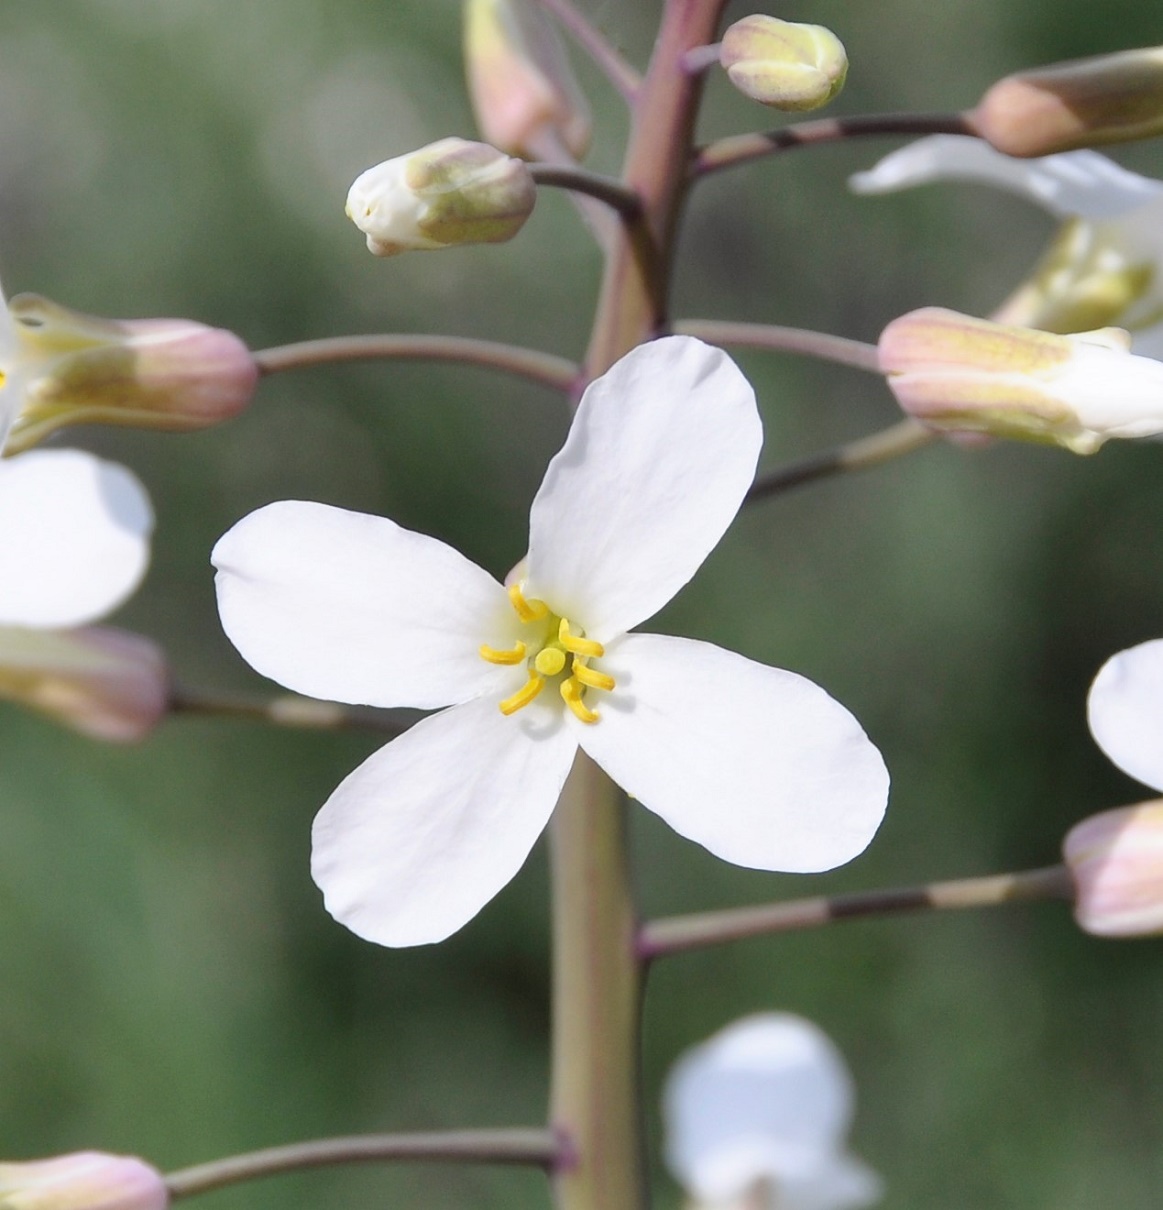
[851,135,1163,357]
[1087,638,1163,796]
[663,1013,882,1210]
[213,337,890,948]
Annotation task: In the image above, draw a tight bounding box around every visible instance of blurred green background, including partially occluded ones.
[1,2,1161,1207]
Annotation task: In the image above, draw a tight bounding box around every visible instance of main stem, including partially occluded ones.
[550,3,728,1209]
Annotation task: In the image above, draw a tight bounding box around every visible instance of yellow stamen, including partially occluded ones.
[508,581,548,622]
[479,640,527,666]
[534,647,567,676]
[499,673,545,715]
[571,660,615,692]
[561,677,599,724]
[558,618,603,658]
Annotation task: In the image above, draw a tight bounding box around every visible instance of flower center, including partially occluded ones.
[479,582,615,724]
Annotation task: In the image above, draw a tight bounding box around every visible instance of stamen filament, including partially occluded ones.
[561,677,599,724]
[479,640,527,666]
[500,674,545,715]
[558,618,603,658]
[508,582,548,623]
[571,661,615,692]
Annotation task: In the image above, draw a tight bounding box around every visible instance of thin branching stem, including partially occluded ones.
[530,164,645,219]
[253,335,578,394]
[692,111,975,178]
[638,865,1075,960]
[165,1130,562,1199]
[672,319,881,372]
[169,685,411,736]
[746,419,938,504]
[534,0,642,99]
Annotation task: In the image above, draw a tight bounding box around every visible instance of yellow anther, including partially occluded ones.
[508,581,548,622]
[479,640,527,666]
[534,647,567,676]
[561,676,599,724]
[499,673,544,715]
[571,660,615,692]
[558,618,603,658]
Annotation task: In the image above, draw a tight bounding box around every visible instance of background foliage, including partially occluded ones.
[1,3,1161,1207]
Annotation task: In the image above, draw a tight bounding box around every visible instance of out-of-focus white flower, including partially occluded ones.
[213,337,890,948]
[1086,639,1163,798]
[719,16,847,112]
[851,135,1163,356]
[345,137,536,256]
[878,306,1163,452]
[663,1014,882,1210]
[0,1152,167,1210]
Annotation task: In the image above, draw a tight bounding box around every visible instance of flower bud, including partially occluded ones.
[0,626,168,742]
[3,295,258,455]
[1064,801,1163,937]
[464,0,591,160]
[973,46,1163,157]
[345,138,536,257]
[878,306,1163,453]
[0,1153,168,1210]
[720,16,848,112]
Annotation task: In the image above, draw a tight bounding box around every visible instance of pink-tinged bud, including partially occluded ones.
[0,626,169,742]
[1064,801,1163,937]
[464,0,591,160]
[0,1153,168,1210]
[3,295,258,455]
[879,306,1163,453]
[972,46,1163,157]
[720,16,848,112]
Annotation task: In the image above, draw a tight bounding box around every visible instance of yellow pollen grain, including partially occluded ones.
[479,640,527,665]
[561,677,599,724]
[534,647,567,676]
[508,582,548,623]
[499,673,544,715]
[558,618,603,658]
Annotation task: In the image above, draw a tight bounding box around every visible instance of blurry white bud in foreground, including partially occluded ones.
[851,137,1163,356]
[1064,801,1163,937]
[0,626,168,742]
[346,138,536,257]
[663,1014,881,1210]
[464,0,591,160]
[720,16,847,112]
[3,294,258,455]
[878,306,1163,452]
[0,1153,167,1210]
[972,46,1163,157]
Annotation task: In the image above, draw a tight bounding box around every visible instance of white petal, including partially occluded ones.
[311,693,577,947]
[0,449,152,628]
[779,1155,884,1210]
[663,1014,862,1202]
[526,337,761,642]
[850,135,1163,220]
[214,500,521,709]
[1087,639,1163,792]
[575,635,888,872]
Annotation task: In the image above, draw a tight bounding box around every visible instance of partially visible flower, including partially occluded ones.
[663,1014,881,1210]
[214,337,890,948]
[345,138,536,257]
[878,306,1163,452]
[2,294,257,455]
[720,16,847,112]
[1063,639,1163,936]
[972,46,1163,157]
[850,136,1163,356]
[464,0,591,160]
[0,626,168,742]
[0,1152,167,1210]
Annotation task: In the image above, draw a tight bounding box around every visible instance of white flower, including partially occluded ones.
[851,135,1163,356]
[213,337,890,948]
[663,1014,882,1210]
[1087,638,1163,794]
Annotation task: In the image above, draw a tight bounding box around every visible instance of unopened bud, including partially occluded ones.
[879,306,1163,453]
[0,626,168,742]
[346,138,536,257]
[464,0,591,160]
[720,16,847,112]
[0,1153,168,1210]
[973,46,1163,157]
[1064,801,1163,937]
[3,295,257,455]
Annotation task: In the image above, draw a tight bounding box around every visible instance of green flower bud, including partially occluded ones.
[720,16,847,112]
